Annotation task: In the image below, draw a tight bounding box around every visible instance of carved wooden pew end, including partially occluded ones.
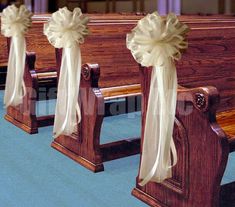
[132,64,235,206]
[5,52,57,134]
[51,63,141,172]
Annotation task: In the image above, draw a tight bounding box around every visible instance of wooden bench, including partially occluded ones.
[51,15,235,173]
[51,16,143,173]
[132,17,235,207]
[0,13,235,133]
[1,13,146,134]
[4,16,58,134]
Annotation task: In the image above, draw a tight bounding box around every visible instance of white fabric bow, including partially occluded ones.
[44,7,89,138]
[1,4,32,107]
[127,12,188,185]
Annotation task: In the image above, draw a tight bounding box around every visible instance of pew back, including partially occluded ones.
[177,24,235,112]
[80,20,140,88]
[0,34,7,67]
[1,14,235,110]
[134,15,235,207]
[26,20,56,69]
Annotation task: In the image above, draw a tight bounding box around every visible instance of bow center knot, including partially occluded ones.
[1,5,32,37]
[44,7,89,48]
[127,12,189,67]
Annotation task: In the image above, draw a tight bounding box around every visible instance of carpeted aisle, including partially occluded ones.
[0,91,146,207]
[0,90,234,207]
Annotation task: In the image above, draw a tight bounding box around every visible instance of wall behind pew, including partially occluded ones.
[53,0,234,14]
[57,0,156,13]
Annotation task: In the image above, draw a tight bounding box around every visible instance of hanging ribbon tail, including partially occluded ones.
[139,63,178,186]
[44,7,89,138]
[4,36,27,107]
[53,46,82,138]
[126,12,188,186]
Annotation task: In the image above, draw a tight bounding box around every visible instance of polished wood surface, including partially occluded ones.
[100,84,140,100]
[0,35,8,67]
[4,50,58,134]
[51,15,145,172]
[217,109,235,152]
[178,25,235,112]
[132,64,234,206]
[217,109,235,139]
[52,15,235,174]
[1,14,235,177]
[132,16,235,207]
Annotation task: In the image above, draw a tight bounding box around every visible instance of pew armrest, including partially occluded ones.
[177,85,220,113]
[81,63,100,88]
[176,85,228,138]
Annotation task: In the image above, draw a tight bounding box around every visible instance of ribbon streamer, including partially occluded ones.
[1,5,32,107]
[44,7,89,138]
[127,12,188,185]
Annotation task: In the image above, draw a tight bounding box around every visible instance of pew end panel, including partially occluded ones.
[50,18,144,172]
[132,66,235,207]
[52,63,105,172]
[5,48,57,133]
[52,63,141,172]
[5,52,38,134]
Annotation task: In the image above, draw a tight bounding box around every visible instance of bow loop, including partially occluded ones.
[127,12,188,67]
[44,7,89,48]
[1,5,32,37]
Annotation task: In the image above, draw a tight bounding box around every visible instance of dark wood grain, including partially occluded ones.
[52,62,141,172]
[132,16,235,207]
[4,51,55,134]
[1,14,235,178]
[0,33,8,89]
[0,34,8,66]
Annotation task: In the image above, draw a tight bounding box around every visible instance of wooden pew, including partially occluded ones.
[3,15,58,134]
[132,18,235,207]
[1,14,146,134]
[2,14,235,175]
[52,15,235,173]
[2,13,235,133]
[1,13,235,91]
[50,16,143,173]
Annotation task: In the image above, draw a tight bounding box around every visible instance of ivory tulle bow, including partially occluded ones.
[127,12,188,185]
[44,7,89,138]
[1,5,32,107]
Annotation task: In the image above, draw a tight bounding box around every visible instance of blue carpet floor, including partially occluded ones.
[0,90,234,207]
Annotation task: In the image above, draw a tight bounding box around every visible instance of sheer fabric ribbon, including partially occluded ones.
[44,7,89,138]
[1,5,32,107]
[127,12,188,185]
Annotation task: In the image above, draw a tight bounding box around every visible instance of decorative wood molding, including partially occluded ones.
[195,93,206,110]
[162,117,189,198]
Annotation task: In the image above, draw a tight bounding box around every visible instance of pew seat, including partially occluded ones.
[100,84,140,100]
[217,109,235,139]
[32,68,57,97]
[217,109,235,152]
